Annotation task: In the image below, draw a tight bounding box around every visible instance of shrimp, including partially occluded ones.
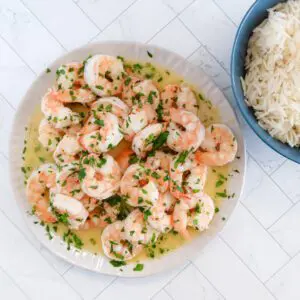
[79,194,98,212]
[26,164,57,223]
[41,88,81,129]
[147,193,174,233]
[187,192,215,231]
[90,97,129,122]
[115,148,135,173]
[84,55,124,97]
[101,220,143,261]
[53,134,82,165]
[54,62,96,103]
[172,200,190,239]
[169,152,208,200]
[122,76,160,109]
[120,163,159,207]
[50,192,89,229]
[81,154,121,200]
[195,124,238,166]
[160,84,198,120]
[167,108,205,153]
[132,123,164,158]
[56,162,85,200]
[121,104,156,141]
[79,201,119,230]
[79,113,123,153]
[38,118,64,152]
[123,209,159,244]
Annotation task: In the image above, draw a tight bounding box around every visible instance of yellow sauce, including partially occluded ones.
[23,59,230,263]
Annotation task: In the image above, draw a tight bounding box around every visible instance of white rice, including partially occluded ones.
[242,0,300,147]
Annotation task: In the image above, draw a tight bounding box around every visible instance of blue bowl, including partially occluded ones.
[231,0,300,164]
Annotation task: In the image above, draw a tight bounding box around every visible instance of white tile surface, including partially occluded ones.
[272,160,300,203]
[266,253,300,300]
[150,18,200,58]
[241,156,292,228]
[22,0,99,50]
[194,237,275,300]
[1,0,300,299]
[220,203,289,282]
[180,0,236,71]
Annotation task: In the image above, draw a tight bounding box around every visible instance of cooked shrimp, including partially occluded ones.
[81,154,121,200]
[120,163,159,207]
[79,201,119,230]
[53,134,82,165]
[132,123,163,158]
[84,55,124,97]
[90,97,129,122]
[101,220,143,261]
[41,88,81,129]
[56,162,85,200]
[54,62,96,103]
[187,192,215,231]
[172,200,190,239]
[122,76,160,109]
[121,104,156,141]
[160,84,198,120]
[147,194,173,233]
[79,113,123,153]
[50,192,89,229]
[115,148,135,173]
[79,194,98,212]
[26,164,57,223]
[195,124,238,166]
[167,108,205,152]
[169,152,208,200]
[38,118,64,152]
[124,209,159,244]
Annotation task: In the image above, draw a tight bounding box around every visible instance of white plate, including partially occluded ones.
[9,41,246,277]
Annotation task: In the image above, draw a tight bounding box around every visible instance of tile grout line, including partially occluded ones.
[90,0,139,42]
[238,202,292,259]
[0,264,31,300]
[191,260,227,299]
[269,158,288,177]
[212,0,238,27]
[218,234,278,300]
[0,35,37,76]
[72,0,103,32]
[149,261,191,299]
[92,277,118,299]
[161,287,174,300]
[18,0,67,52]
[0,91,16,112]
[177,17,230,76]
[146,0,197,45]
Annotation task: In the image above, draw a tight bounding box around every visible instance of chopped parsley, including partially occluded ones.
[110,260,126,267]
[133,263,144,271]
[174,151,189,168]
[147,51,153,58]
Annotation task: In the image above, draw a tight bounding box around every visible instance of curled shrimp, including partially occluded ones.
[79,194,98,212]
[56,162,85,200]
[26,164,57,223]
[54,62,96,103]
[132,123,164,158]
[41,88,81,129]
[195,124,238,166]
[167,108,205,153]
[172,200,190,239]
[147,193,174,233]
[123,209,159,244]
[90,97,129,123]
[79,113,123,153]
[160,84,199,120]
[84,55,124,97]
[101,220,143,261]
[79,201,119,230]
[80,154,121,200]
[38,118,64,152]
[120,163,159,207]
[169,152,208,200]
[53,134,82,165]
[50,192,89,230]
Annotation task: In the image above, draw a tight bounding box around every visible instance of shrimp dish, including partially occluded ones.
[22,53,240,270]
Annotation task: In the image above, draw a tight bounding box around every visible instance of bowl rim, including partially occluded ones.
[9,40,247,277]
[230,0,300,164]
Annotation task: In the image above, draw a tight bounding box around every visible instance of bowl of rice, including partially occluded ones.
[231,0,300,163]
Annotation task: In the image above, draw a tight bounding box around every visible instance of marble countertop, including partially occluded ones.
[0,0,300,299]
